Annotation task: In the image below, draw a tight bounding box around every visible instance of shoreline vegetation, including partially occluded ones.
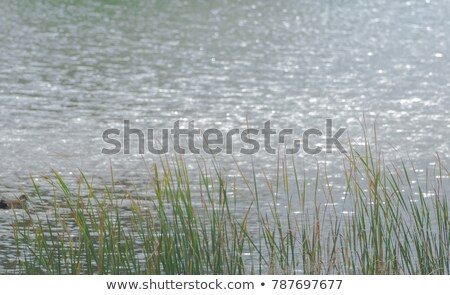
[9,138,449,275]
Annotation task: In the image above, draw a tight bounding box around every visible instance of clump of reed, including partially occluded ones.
[10,139,449,274]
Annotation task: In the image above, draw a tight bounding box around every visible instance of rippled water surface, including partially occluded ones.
[0,0,449,272]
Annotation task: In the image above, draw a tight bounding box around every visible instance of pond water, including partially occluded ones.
[0,0,449,272]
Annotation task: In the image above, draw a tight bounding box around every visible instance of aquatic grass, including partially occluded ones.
[10,140,449,275]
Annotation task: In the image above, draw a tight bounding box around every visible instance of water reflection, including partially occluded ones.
[0,0,449,272]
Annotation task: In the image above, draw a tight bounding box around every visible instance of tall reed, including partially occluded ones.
[10,141,449,274]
